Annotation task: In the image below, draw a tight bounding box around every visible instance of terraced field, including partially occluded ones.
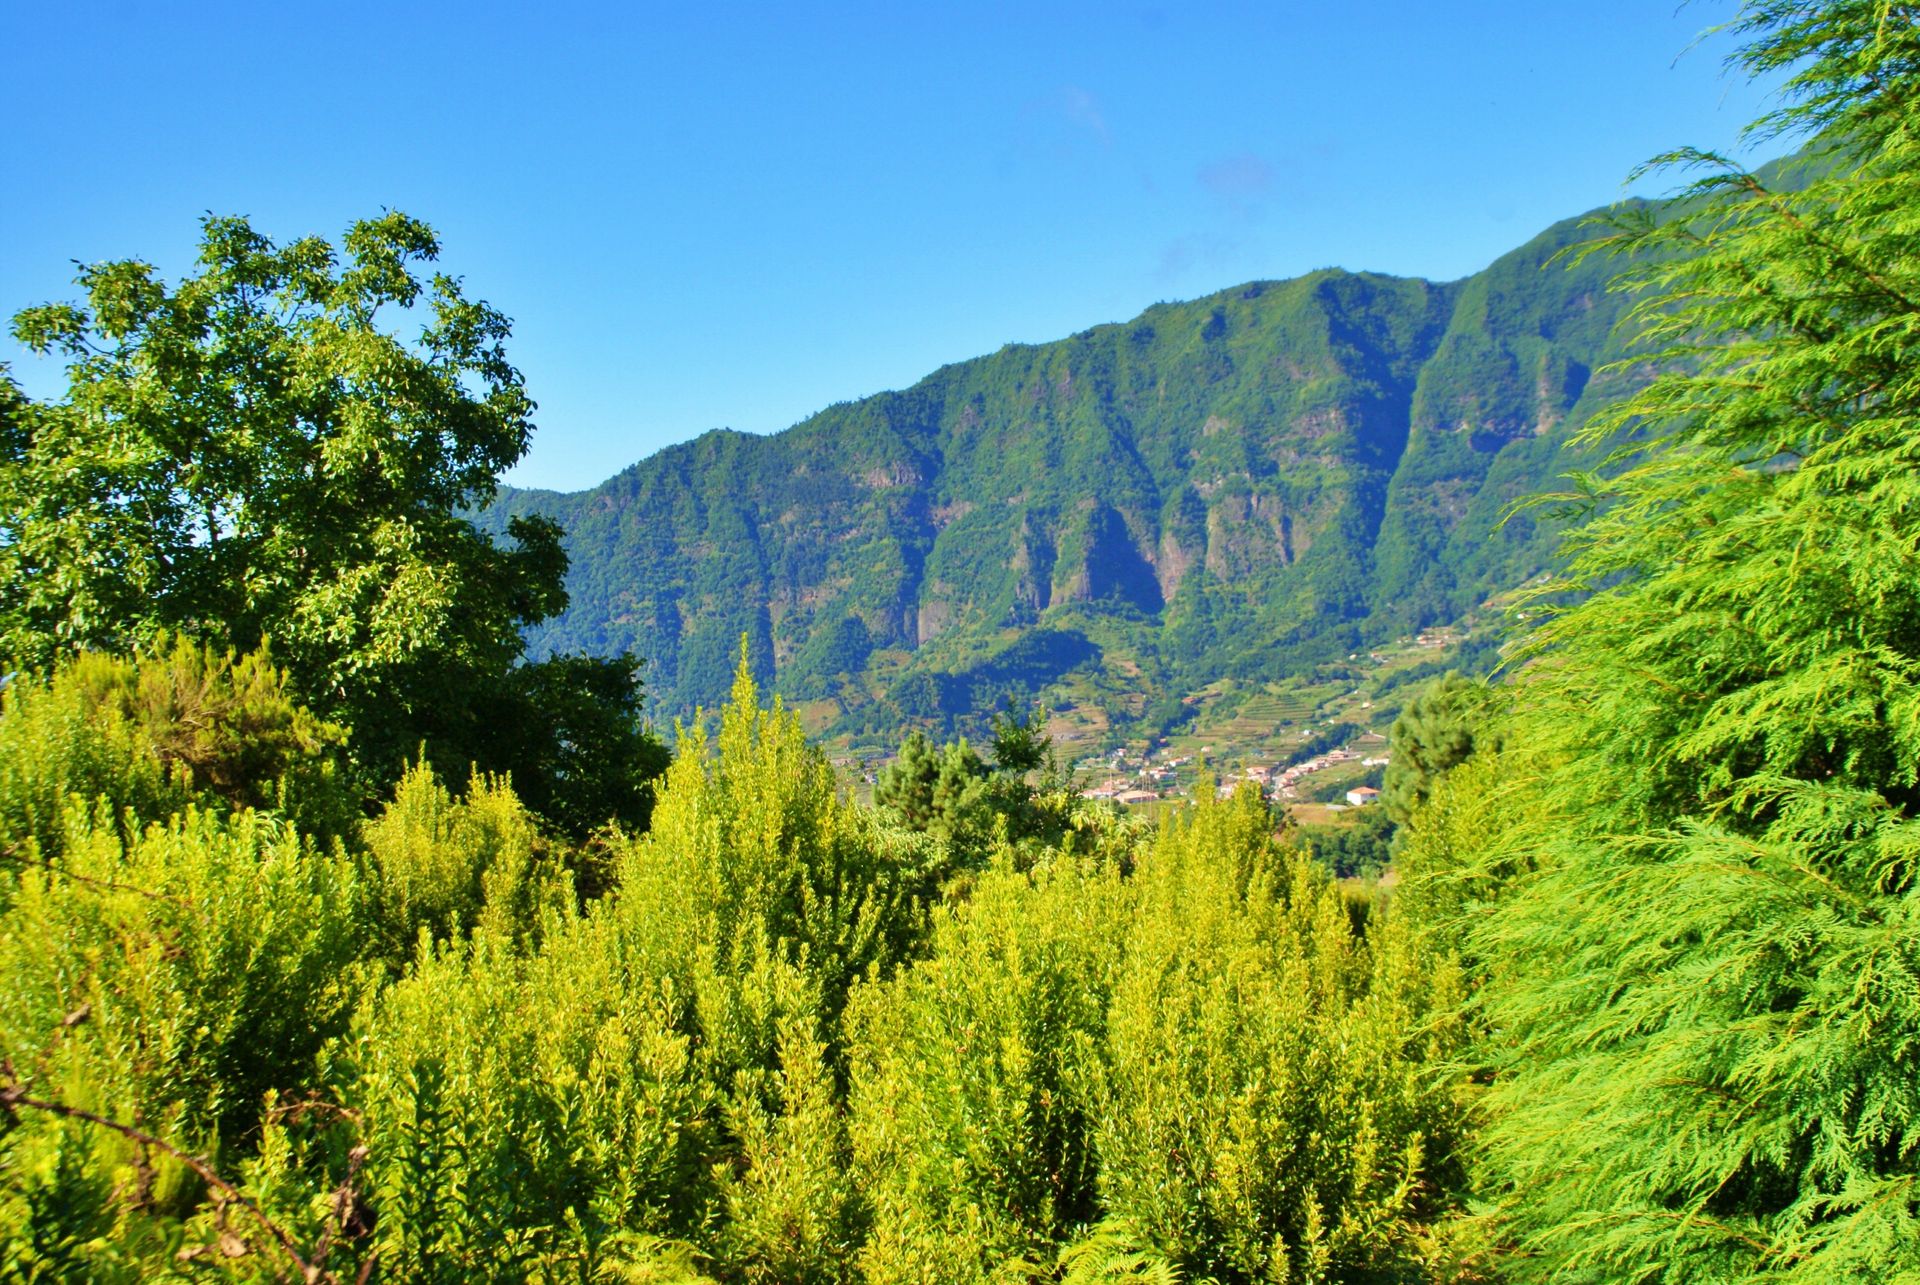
[1202,694,1315,741]
[1254,691,1320,723]
[818,614,1491,794]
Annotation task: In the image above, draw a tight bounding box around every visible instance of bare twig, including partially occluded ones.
[0,1061,333,1282]
[310,1143,371,1275]
[0,839,193,909]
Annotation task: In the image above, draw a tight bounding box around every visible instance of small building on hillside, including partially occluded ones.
[1345,786,1381,807]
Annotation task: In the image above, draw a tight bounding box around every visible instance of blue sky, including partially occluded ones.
[3,2,1781,492]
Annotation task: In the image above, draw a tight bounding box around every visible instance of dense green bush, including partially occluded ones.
[1086,789,1469,1283]
[0,804,365,1276]
[348,920,714,1281]
[358,762,575,965]
[0,638,353,866]
[1303,805,1396,879]
[848,852,1132,1281]
[0,646,1475,1282]
[848,786,1471,1285]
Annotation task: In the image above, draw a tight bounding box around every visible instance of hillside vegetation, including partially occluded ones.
[483,205,1645,730]
[3,2,1918,1281]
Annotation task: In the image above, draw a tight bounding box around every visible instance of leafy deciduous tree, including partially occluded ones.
[2,214,665,825]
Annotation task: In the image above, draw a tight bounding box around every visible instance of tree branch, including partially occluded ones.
[0,1064,336,1283]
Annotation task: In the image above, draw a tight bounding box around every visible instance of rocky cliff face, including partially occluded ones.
[483,203,1645,725]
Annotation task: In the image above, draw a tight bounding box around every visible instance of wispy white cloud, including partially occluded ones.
[1197,151,1275,213]
[1058,85,1111,146]
[1154,230,1242,285]
[1022,84,1111,149]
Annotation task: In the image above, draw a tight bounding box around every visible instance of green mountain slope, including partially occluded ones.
[483,203,1645,732]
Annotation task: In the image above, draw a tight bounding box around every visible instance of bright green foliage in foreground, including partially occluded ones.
[1399,3,1920,1280]
[10,5,1920,1280]
[0,648,1469,1282]
[1084,800,1467,1281]
[0,636,356,863]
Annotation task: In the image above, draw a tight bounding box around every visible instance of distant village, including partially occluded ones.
[1076,734,1389,810]
[1060,630,1466,812]
[835,625,1461,811]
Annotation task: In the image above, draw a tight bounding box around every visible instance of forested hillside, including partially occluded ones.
[484,205,1646,727]
[4,2,1917,1280]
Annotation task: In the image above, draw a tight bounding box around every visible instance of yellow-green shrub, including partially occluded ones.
[348,918,714,1282]
[1087,787,1470,1283]
[0,639,352,869]
[605,663,925,1075]
[359,762,573,963]
[848,851,1131,1283]
[0,805,363,1271]
[0,655,184,865]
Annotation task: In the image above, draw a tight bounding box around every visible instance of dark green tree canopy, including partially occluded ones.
[489,652,672,842]
[874,730,990,839]
[1,213,595,787]
[987,704,1052,777]
[1382,671,1501,823]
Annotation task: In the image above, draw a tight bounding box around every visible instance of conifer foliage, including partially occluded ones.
[1432,3,1920,1279]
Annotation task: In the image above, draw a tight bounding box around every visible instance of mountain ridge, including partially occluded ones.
[480,198,1651,737]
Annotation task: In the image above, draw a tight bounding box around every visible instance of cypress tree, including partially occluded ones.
[1465,3,1920,1279]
